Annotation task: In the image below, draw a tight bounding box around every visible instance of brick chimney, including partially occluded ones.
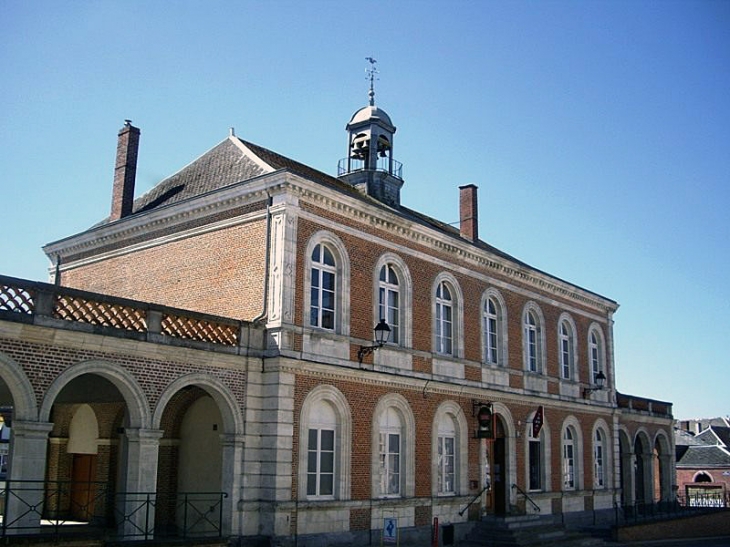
[459,184,479,242]
[110,120,140,221]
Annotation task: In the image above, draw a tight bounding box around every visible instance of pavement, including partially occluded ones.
[614,538,730,547]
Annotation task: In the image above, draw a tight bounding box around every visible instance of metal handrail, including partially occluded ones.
[0,480,227,540]
[511,483,540,513]
[337,157,403,179]
[459,484,490,516]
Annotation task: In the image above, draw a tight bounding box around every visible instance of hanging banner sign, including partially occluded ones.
[532,405,544,438]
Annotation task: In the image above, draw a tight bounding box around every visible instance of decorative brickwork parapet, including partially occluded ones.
[0,274,265,355]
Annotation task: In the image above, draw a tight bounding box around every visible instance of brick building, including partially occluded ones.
[675,419,730,507]
[0,92,674,544]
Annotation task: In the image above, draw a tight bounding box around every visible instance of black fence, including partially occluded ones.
[616,491,730,524]
[0,480,226,541]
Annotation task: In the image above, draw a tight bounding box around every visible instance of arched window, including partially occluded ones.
[528,422,544,491]
[437,417,456,495]
[304,232,350,335]
[594,429,605,488]
[589,326,605,380]
[372,395,415,499]
[484,298,498,364]
[435,281,453,355]
[523,304,545,373]
[378,407,402,496]
[558,315,576,380]
[563,428,576,490]
[307,401,336,497]
[379,264,400,344]
[373,254,412,349]
[310,243,336,330]
[694,472,713,483]
[432,402,468,498]
[298,385,352,500]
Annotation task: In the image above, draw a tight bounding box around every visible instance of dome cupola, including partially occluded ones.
[337,58,403,207]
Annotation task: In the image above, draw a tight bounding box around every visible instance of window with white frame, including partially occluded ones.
[589,328,604,380]
[484,298,499,364]
[594,429,605,488]
[524,308,543,373]
[299,386,352,501]
[563,428,576,490]
[435,281,453,355]
[559,319,575,380]
[378,407,402,497]
[310,243,336,330]
[379,264,400,344]
[307,428,334,497]
[437,419,456,495]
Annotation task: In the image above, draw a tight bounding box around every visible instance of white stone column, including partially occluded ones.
[4,421,53,534]
[220,433,245,536]
[117,428,163,539]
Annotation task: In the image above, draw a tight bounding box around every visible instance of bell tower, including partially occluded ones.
[338,58,403,207]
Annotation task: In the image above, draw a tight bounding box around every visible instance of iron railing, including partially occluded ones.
[459,484,490,516]
[0,480,226,541]
[616,491,729,525]
[511,483,541,514]
[337,156,403,179]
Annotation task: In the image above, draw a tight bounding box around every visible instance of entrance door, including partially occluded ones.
[493,438,506,515]
[70,453,97,521]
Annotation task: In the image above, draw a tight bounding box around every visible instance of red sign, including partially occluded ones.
[532,406,544,438]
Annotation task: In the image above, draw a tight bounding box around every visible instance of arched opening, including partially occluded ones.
[156,386,226,536]
[694,472,712,483]
[634,433,652,510]
[618,429,633,506]
[46,374,127,524]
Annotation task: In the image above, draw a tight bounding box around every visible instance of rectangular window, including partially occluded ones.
[527,328,537,372]
[561,338,570,379]
[563,443,574,489]
[594,443,604,488]
[307,428,335,497]
[528,440,541,490]
[436,303,453,354]
[379,287,400,344]
[486,316,497,363]
[310,267,336,329]
[379,432,400,496]
[438,436,455,494]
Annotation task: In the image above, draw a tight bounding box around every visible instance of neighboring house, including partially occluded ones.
[676,418,730,507]
[0,89,674,544]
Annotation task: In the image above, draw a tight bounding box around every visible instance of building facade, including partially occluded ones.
[0,96,674,544]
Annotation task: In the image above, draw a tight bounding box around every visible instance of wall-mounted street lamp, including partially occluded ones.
[357,319,391,365]
[583,370,607,399]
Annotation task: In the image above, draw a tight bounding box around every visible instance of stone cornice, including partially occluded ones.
[282,172,618,314]
[274,356,614,416]
[43,171,286,261]
[44,166,617,314]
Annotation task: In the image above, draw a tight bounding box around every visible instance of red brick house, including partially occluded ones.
[0,92,674,544]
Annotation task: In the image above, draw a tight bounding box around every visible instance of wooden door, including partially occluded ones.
[70,454,97,521]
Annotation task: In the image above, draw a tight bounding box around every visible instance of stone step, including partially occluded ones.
[459,516,608,547]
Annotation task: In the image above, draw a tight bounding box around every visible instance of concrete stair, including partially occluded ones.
[458,515,607,547]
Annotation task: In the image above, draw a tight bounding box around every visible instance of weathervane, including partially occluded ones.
[365,56,378,106]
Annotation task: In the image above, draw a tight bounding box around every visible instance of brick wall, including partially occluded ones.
[61,219,267,320]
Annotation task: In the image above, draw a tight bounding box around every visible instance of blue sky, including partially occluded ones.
[2,1,728,419]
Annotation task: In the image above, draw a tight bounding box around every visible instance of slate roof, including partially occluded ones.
[696,426,730,449]
[130,139,269,214]
[675,428,705,447]
[89,133,615,304]
[676,445,730,467]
